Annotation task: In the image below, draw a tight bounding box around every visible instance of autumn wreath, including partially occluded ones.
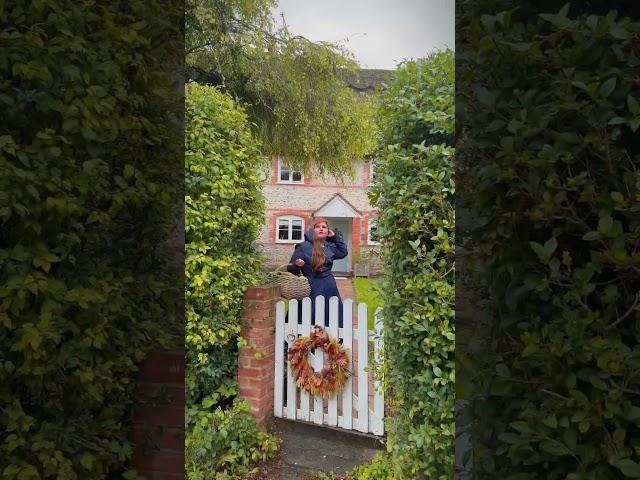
[288,325,351,399]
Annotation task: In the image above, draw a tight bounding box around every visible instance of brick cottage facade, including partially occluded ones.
[258,69,392,276]
[258,158,380,276]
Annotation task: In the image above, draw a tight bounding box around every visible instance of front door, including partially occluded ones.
[327,218,351,274]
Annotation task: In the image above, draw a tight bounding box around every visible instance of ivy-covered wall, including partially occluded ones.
[369,51,455,479]
[1,1,182,478]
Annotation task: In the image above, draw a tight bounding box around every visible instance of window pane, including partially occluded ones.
[280,164,290,181]
[292,170,302,182]
[278,224,289,240]
[291,221,302,240]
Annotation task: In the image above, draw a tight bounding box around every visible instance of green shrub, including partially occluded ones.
[185,82,266,405]
[348,453,395,480]
[185,399,280,480]
[369,52,455,479]
[0,1,181,478]
[458,4,640,478]
[185,83,277,478]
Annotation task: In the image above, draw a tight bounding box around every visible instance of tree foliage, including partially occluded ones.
[458,3,640,478]
[0,1,182,478]
[186,0,376,177]
[369,51,455,479]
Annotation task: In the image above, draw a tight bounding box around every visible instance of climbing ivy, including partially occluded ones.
[369,51,455,479]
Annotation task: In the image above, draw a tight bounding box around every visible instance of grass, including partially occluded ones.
[352,277,382,331]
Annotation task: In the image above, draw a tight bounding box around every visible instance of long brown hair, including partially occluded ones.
[311,217,328,272]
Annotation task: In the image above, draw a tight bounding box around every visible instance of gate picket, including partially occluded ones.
[313,295,325,425]
[273,294,383,436]
[286,299,298,420]
[299,298,312,422]
[356,302,369,433]
[327,296,340,427]
[340,299,354,430]
[274,301,285,419]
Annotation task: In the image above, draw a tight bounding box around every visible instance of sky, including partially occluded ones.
[271,0,454,70]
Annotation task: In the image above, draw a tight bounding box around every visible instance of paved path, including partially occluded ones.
[270,418,384,479]
[335,277,356,303]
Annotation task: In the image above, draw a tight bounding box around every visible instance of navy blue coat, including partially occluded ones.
[286,228,348,326]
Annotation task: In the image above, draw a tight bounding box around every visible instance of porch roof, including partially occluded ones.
[313,193,362,218]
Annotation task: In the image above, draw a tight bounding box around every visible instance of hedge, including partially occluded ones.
[1,1,182,478]
[185,83,278,479]
[458,4,640,478]
[369,51,455,479]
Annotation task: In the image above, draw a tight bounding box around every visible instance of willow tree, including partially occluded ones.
[186,0,376,178]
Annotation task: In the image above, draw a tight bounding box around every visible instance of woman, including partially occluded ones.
[287,217,348,327]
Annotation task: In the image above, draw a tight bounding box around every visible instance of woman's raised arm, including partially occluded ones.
[328,231,348,260]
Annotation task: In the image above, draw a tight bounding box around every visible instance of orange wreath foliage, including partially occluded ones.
[288,325,351,399]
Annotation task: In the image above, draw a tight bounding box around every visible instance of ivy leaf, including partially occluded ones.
[540,440,571,456]
[476,85,496,107]
[80,453,94,470]
[529,237,557,264]
[611,192,624,203]
[610,26,631,40]
[628,96,640,116]
[613,459,640,478]
[600,77,617,98]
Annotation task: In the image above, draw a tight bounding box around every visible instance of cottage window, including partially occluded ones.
[278,159,303,184]
[277,216,304,243]
[368,219,381,245]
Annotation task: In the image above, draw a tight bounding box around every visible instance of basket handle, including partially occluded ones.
[274,263,293,272]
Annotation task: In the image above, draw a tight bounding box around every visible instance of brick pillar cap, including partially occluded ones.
[244,284,282,301]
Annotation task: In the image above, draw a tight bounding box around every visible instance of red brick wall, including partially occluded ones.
[129,351,185,480]
[238,285,281,429]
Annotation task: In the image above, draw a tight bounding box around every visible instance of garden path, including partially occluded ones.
[260,418,383,479]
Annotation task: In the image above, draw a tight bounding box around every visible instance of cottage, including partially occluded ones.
[258,157,381,276]
[258,69,391,276]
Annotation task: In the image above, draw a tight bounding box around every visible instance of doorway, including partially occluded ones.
[326,217,351,274]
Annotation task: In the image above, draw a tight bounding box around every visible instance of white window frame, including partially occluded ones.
[368,219,381,245]
[368,160,376,186]
[276,216,305,243]
[277,159,304,184]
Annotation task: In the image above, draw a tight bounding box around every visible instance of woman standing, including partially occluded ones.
[287,217,348,327]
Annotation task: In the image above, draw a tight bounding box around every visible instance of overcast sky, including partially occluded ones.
[271,0,454,70]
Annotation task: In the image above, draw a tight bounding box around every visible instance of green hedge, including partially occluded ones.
[185,83,278,479]
[369,51,455,479]
[0,1,181,478]
[458,4,640,478]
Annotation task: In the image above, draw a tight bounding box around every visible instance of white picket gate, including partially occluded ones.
[274,295,384,436]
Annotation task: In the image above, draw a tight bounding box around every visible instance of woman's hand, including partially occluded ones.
[294,259,305,267]
[328,229,335,237]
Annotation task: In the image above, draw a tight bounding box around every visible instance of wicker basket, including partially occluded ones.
[267,264,311,300]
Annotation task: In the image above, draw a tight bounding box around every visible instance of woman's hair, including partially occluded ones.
[311,217,328,272]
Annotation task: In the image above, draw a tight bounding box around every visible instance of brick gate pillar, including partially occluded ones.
[238,284,281,430]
